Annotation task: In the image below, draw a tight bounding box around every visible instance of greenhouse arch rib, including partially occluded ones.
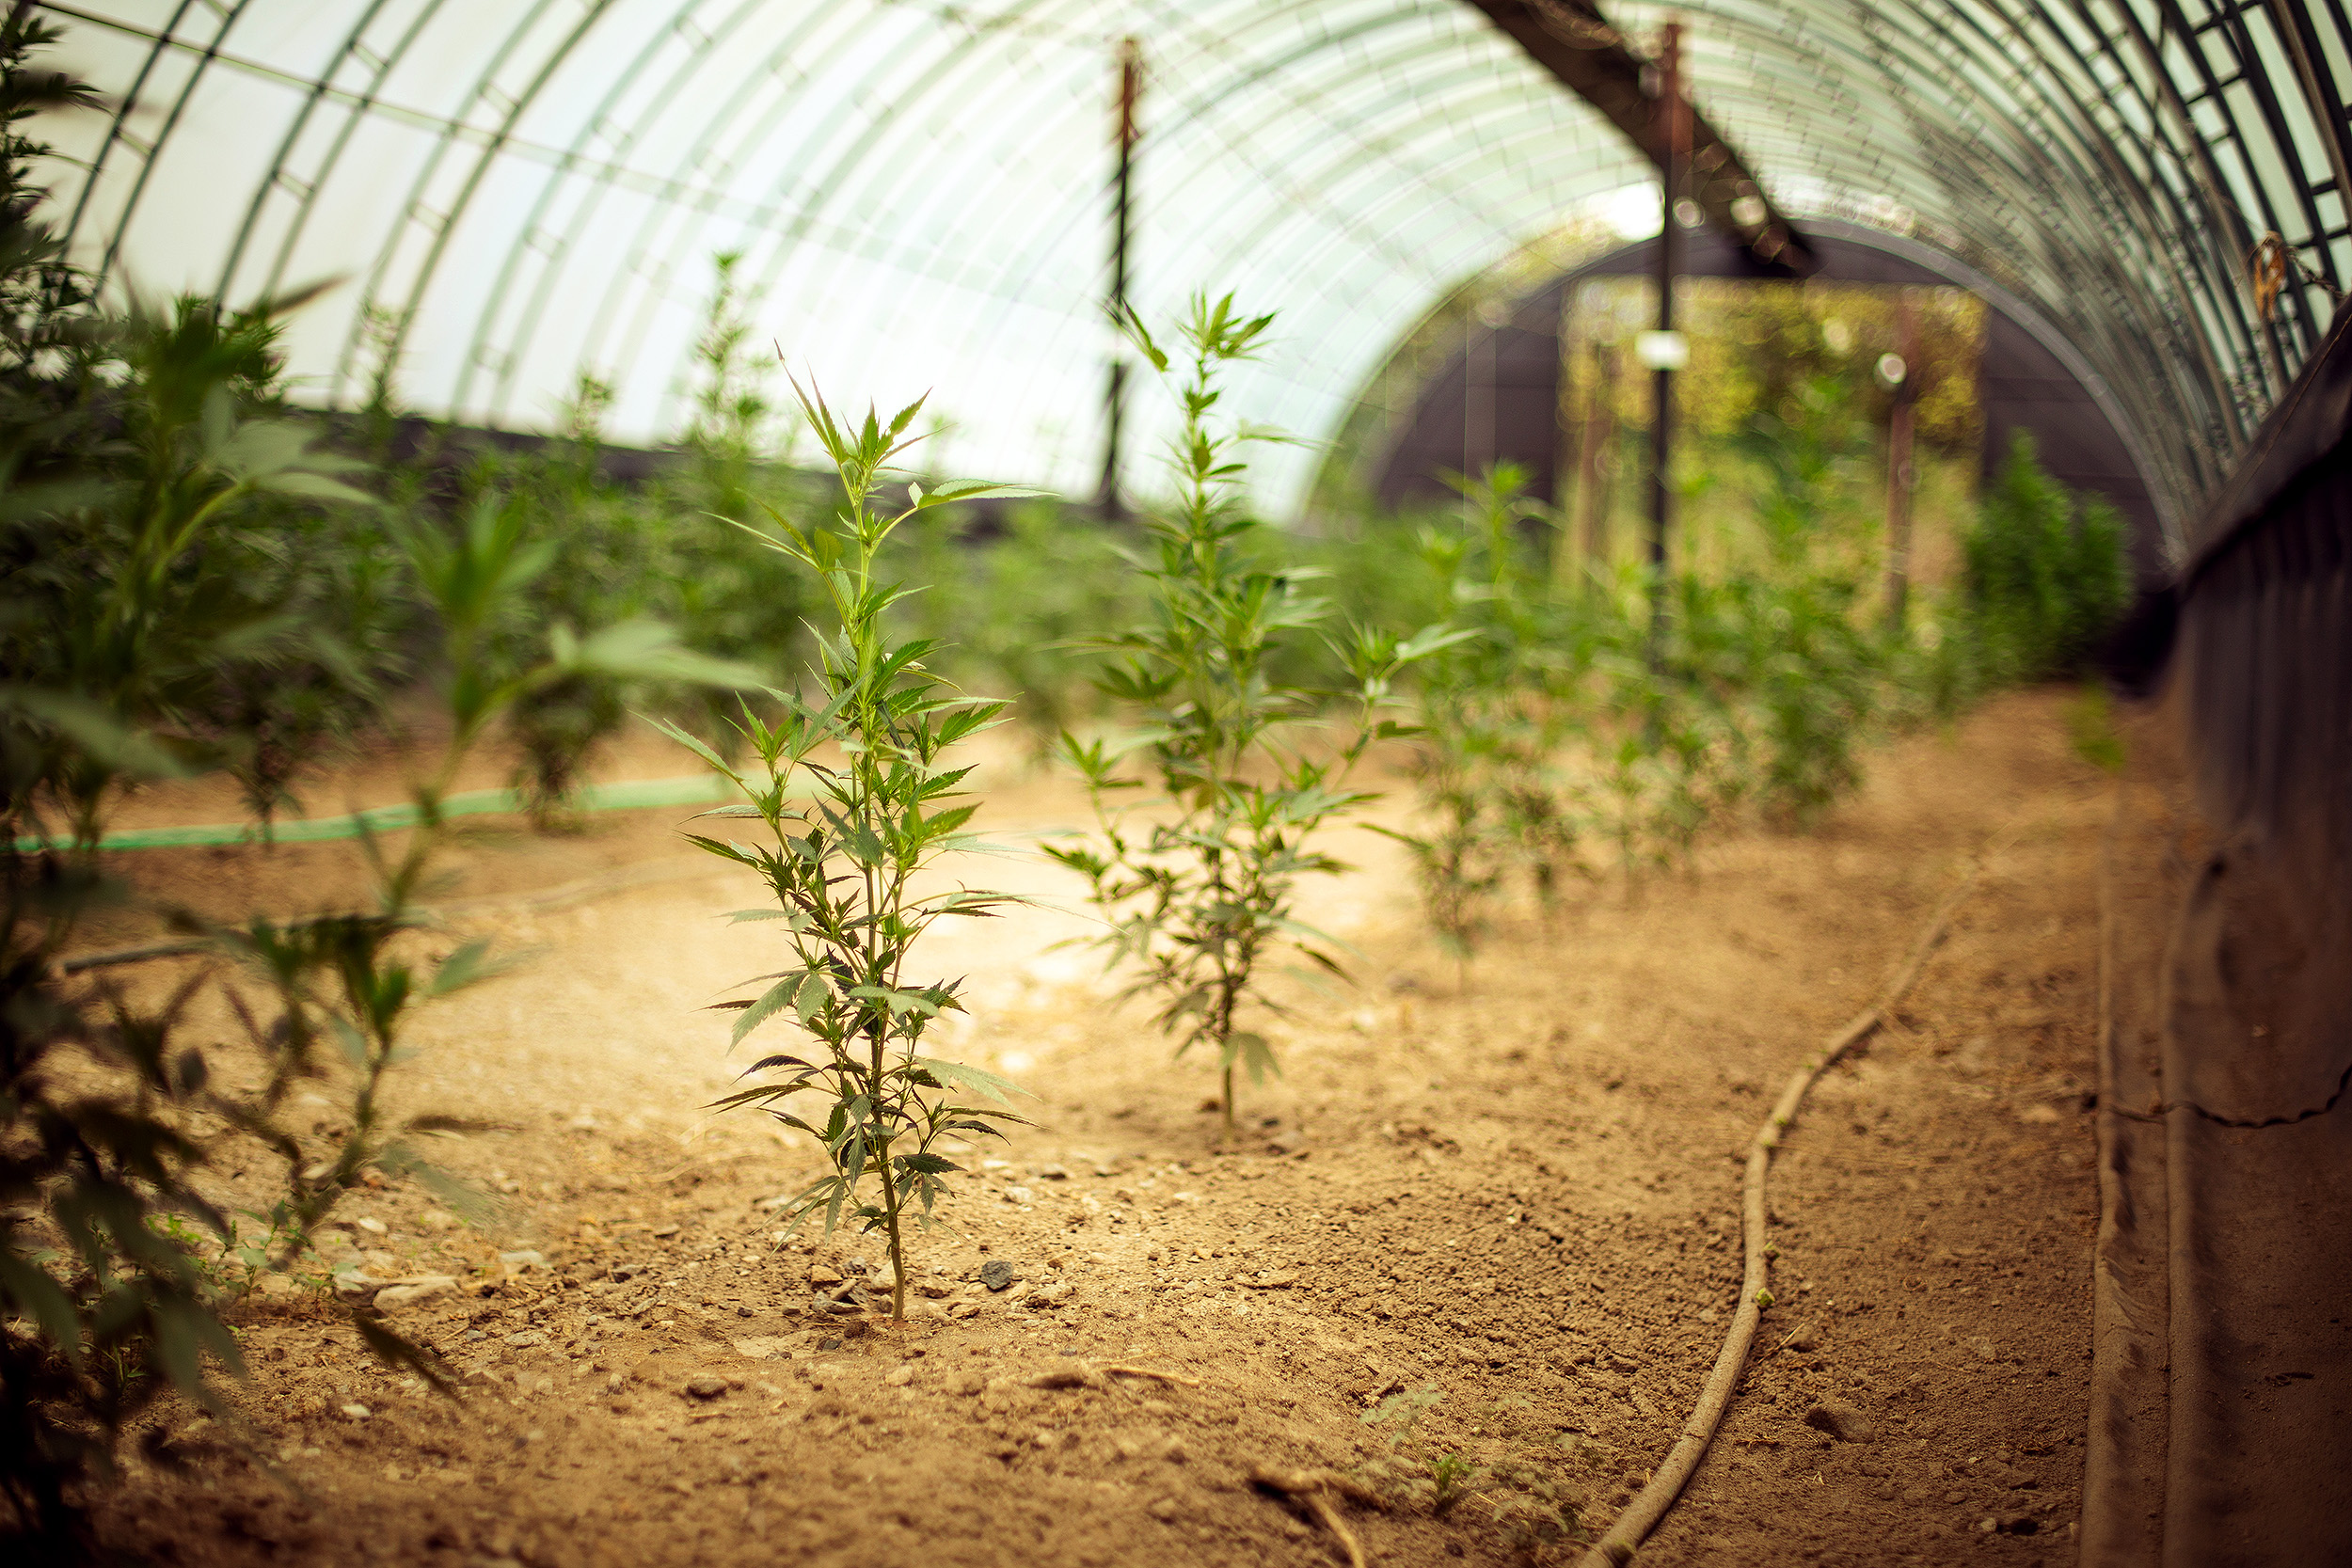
[214,0,414,309]
[340,1,612,412]
[1463,0,2348,537]
[458,0,815,421]
[28,0,2350,520]
[61,0,241,283]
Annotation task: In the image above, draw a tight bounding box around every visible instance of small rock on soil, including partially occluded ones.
[1803,1401,1876,1443]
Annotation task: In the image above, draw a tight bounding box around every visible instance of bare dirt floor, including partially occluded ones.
[72,689,2110,1568]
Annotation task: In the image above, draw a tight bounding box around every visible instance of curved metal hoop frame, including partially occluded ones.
[32,0,2351,516]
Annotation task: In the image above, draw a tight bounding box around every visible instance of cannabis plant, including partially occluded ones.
[1724,374,1883,827]
[951,499,1141,750]
[222,477,758,1234]
[5,293,387,851]
[0,485,724,1559]
[1382,465,1581,968]
[2,852,252,1563]
[480,374,661,823]
[0,40,270,1543]
[1048,296,1455,1133]
[669,384,1034,1320]
[0,22,740,1548]
[660,252,820,747]
[1961,432,2131,685]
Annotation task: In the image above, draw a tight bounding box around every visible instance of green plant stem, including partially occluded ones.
[676,380,1034,1332]
[878,1159,909,1320]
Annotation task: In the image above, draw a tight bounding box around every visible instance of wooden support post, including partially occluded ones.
[1097,37,1140,518]
[1645,20,1686,670]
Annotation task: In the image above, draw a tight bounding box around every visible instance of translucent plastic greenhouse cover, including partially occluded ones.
[33,0,2352,526]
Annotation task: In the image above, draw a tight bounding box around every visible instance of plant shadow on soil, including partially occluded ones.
[88,689,2104,1568]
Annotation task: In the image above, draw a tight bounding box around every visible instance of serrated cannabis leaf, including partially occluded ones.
[678,374,1028,1320]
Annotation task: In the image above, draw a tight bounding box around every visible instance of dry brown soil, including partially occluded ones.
[76,690,2108,1568]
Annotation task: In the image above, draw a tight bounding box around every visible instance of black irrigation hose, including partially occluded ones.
[1575,859,1989,1568]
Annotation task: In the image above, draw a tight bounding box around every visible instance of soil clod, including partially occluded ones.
[1025,1368,1098,1390]
[373,1275,457,1312]
[1803,1401,1877,1443]
[1249,1465,1385,1568]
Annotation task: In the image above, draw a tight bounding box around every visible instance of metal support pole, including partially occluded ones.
[1097,37,1140,518]
[1645,21,1685,670]
[1883,291,1921,632]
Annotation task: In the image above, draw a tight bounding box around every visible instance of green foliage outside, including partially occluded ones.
[1374,362,2137,960]
[1960,433,2134,687]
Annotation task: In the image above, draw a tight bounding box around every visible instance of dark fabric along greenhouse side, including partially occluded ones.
[2088,300,2352,1568]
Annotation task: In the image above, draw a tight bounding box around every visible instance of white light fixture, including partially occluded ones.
[1730,194,1768,228]
[1876,353,1909,388]
[1674,198,1704,229]
[1634,330,1690,371]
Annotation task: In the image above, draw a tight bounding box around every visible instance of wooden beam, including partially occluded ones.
[1464,0,1818,277]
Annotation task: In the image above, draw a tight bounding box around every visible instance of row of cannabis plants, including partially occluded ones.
[1375,422,2132,968]
[675,283,2136,1323]
[2,20,2129,1561]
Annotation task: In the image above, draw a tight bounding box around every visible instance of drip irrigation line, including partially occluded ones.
[1575,853,1992,1568]
[12,774,735,855]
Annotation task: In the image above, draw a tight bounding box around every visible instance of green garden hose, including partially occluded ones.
[12,773,734,854]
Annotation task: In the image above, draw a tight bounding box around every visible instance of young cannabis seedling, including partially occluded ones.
[1381,465,1580,974]
[1430,1451,1482,1517]
[212,497,749,1267]
[667,384,1037,1320]
[1360,1384,1445,1453]
[1047,294,1458,1136]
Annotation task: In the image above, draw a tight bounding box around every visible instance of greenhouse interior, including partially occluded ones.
[3,0,2348,1564]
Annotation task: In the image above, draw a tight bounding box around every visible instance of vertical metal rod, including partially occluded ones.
[1646,21,1685,670]
[1883,290,1921,632]
[1097,36,1140,518]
